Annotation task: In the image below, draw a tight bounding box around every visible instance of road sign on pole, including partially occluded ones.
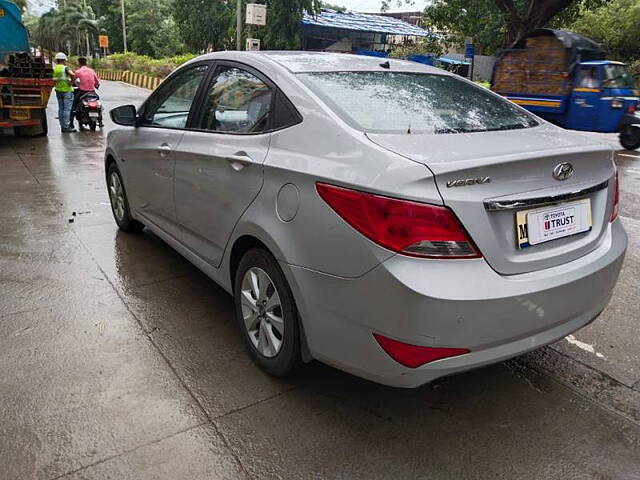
[246,4,266,25]
[465,36,475,80]
[99,35,109,49]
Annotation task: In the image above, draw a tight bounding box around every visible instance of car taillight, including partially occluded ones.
[610,170,619,222]
[629,103,636,114]
[373,334,470,368]
[316,182,481,258]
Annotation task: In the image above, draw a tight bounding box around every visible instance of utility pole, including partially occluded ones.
[121,0,128,53]
[236,0,242,50]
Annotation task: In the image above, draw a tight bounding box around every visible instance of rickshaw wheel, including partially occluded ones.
[620,127,640,151]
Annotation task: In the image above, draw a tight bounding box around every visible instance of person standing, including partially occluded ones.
[52,52,75,133]
[71,57,101,130]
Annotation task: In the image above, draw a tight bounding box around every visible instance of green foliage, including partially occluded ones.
[32,2,100,57]
[92,52,197,77]
[565,0,640,62]
[390,38,444,59]
[173,0,234,52]
[319,2,346,12]
[422,0,601,53]
[628,59,640,81]
[257,0,322,49]
[424,0,508,54]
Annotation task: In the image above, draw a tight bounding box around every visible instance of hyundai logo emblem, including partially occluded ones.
[553,162,574,181]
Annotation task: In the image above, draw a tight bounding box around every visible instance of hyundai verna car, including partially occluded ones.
[106,52,626,388]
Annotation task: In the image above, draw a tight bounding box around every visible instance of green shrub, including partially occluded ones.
[90,52,198,78]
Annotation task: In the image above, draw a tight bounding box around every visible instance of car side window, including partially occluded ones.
[141,64,209,129]
[199,66,273,133]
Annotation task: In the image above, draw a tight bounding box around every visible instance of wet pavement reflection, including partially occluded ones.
[1,81,640,479]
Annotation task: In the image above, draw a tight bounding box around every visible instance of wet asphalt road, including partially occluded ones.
[1,80,640,480]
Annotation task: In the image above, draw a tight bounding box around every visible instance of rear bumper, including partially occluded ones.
[285,220,626,388]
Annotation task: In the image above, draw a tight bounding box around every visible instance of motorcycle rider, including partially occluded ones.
[71,57,102,130]
[52,52,75,133]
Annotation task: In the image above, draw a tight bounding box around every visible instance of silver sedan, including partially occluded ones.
[105,51,626,387]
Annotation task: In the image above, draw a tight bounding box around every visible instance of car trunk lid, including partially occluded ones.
[366,125,616,275]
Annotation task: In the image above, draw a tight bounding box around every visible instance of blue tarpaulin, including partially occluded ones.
[438,56,470,65]
[0,0,30,55]
[302,10,434,38]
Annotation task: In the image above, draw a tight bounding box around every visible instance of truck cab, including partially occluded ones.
[492,29,640,150]
[567,61,638,133]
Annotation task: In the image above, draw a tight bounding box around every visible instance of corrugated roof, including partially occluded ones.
[302,10,434,37]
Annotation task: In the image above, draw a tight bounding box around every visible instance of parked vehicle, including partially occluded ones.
[106,52,626,388]
[493,29,640,150]
[0,0,53,136]
[75,91,103,131]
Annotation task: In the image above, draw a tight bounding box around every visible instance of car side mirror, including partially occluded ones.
[110,105,138,127]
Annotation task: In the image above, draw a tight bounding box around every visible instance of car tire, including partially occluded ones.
[107,163,144,233]
[620,125,640,151]
[234,248,302,377]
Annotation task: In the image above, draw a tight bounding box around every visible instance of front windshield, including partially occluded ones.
[298,71,538,134]
[602,64,635,89]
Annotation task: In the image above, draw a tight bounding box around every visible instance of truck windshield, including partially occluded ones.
[298,71,538,134]
[602,65,635,89]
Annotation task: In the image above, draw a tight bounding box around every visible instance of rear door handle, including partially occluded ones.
[225,151,253,171]
[157,143,172,157]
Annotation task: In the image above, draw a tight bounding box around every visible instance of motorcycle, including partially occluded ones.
[75,91,104,131]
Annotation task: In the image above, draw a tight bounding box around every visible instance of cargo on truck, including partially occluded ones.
[492,29,640,150]
[0,0,54,136]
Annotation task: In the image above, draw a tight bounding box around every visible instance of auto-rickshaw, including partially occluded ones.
[493,29,640,150]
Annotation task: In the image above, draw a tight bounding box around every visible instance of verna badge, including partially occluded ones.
[553,162,574,181]
[446,176,491,188]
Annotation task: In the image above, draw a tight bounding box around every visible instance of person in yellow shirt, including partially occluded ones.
[52,52,76,132]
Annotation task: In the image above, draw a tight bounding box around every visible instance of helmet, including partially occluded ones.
[55,52,68,61]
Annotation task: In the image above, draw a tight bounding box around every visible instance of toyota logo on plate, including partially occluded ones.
[553,162,574,181]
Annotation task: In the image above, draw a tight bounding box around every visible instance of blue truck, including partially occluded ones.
[0,0,54,136]
[492,29,640,150]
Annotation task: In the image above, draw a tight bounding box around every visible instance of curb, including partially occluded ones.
[97,70,163,90]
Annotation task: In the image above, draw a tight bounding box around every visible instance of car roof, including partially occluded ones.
[194,50,448,75]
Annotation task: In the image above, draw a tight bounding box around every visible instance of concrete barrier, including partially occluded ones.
[97,70,162,90]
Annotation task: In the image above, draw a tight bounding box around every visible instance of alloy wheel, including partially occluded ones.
[240,267,285,358]
[109,172,126,222]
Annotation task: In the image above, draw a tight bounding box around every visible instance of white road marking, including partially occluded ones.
[565,334,606,359]
[618,153,640,159]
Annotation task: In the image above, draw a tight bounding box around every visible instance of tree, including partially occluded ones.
[258,0,322,49]
[566,0,640,62]
[126,0,185,57]
[173,0,234,52]
[320,1,346,11]
[422,0,604,53]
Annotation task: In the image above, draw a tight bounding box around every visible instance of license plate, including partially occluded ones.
[89,112,100,118]
[9,108,30,121]
[516,199,592,248]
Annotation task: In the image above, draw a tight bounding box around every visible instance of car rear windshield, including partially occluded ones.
[298,71,539,134]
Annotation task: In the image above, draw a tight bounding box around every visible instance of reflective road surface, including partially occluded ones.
[1,81,640,480]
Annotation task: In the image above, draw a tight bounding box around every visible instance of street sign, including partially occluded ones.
[246,3,266,25]
[246,38,261,51]
[464,36,474,59]
[99,35,109,49]
[465,44,474,58]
